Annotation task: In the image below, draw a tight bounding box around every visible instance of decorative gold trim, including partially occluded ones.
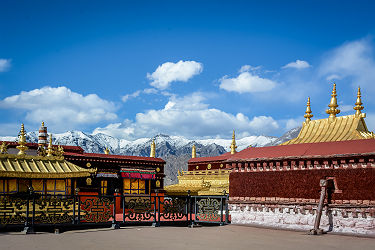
[0,171,91,178]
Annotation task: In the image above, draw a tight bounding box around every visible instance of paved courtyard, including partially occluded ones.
[1,225,375,250]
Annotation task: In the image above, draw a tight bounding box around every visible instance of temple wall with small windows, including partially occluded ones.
[0,123,166,197]
[227,85,375,235]
[166,84,375,235]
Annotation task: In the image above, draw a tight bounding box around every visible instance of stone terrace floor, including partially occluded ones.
[1,225,375,250]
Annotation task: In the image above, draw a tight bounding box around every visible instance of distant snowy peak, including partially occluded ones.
[197,135,277,151]
[0,130,281,156]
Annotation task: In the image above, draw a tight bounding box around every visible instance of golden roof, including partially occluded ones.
[282,85,374,145]
[164,169,230,196]
[282,114,374,145]
[0,154,95,178]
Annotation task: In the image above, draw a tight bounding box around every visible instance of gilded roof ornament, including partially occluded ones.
[304,97,313,123]
[0,142,8,154]
[230,130,237,155]
[354,86,365,117]
[46,134,54,157]
[325,83,340,121]
[192,144,196,158]
[16,124,28,155]
[150,138,156,158]
[104,148,110,154]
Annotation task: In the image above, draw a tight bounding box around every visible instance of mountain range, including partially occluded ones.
[0,128,300,185]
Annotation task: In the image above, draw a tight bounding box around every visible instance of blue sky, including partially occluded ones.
[1,0,375,139]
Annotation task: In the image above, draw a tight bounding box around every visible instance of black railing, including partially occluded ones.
[0,190,229,233]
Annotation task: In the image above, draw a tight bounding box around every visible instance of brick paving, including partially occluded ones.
[1,225,375,250]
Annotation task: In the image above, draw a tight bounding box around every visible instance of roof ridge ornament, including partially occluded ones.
[16,124,28,155]
[354,86,365,118]
[326,83,340,122]
[104,147,110,154]
[192,144,196,158]
[230,130,237,155]
[304,97,313,123]
[0,142,8,154]
[150,138,156,158]
[46,134,54,157]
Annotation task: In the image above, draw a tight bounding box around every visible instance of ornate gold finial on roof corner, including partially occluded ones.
[104,148,110,154]
[16,124,28,155]
[325,83,340,121]
[230,130,237,155]
[41,121,45,127]
[354,86,365,118]
[46,134,54,157]
[304,97,313,123]
[192,144,196,158]
[55,144,64,157]
[150,138,156,158]
[0,142,8,154]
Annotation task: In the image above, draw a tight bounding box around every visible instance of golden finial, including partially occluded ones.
[325,83,340,121]
[16,124,28,155]
[56,144,64,157]
[150,138,156,158]
[192,144,196,158]
[46,134,54,157]
[41,121,44,127]
[0,142,8,154]
[354,86,364,117]
[104,148,110,154]
[304,97,313,123]
[230,130,237,155]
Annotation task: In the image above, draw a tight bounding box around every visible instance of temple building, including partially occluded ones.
[227,84,375,235]
[64,138,165,196]
[164,131,237,195]
[0,124,95,195]
[0,124,165,196]
[166,83,375,235]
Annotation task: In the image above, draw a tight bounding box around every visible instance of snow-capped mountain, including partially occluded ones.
[1,130,285,185]
[264,126,302,146]
[3,131,277,157]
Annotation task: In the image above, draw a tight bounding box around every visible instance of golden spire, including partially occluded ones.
[150,139,156,158]
[354,86,364,117]
[42,121,44,127]
[16,124,28,155]
[325,83,340,121]
[0,142,8,154]
[192,144,196,158]
[304,97,313,123]
[230,130,237,155]
[104,148,110,154]
[46,134,54,157]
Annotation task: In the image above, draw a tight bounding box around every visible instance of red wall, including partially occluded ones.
[229,168,375,200]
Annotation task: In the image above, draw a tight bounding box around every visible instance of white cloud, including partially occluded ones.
[0,86,117,131]
[285,118,302,130]
[319,39,375,90]
[121,90,141,102]
[340,104,353,113]
[147,60,203,90]
[93,92,279,140]
[219,66,277,93]
[282,60,311,69]
[0,59,11,72]
[239,65,261,73]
